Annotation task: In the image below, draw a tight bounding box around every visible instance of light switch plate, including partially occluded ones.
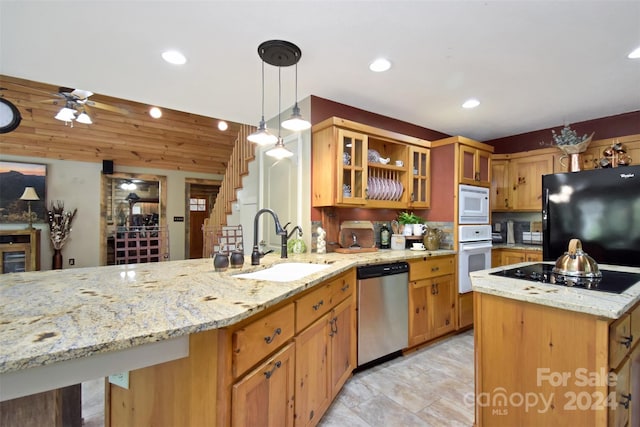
[109,372,129,389]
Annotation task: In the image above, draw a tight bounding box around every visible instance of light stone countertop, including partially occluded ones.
[0,249,454,375]
[471,262,640,319]
[492,243,542,251]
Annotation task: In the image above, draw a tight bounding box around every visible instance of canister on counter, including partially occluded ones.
[391,234,405,250]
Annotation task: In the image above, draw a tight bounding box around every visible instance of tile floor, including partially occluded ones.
[81,330,474,426]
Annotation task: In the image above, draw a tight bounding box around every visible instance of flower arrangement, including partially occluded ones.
[551,125,594,154]
[47,201,77,250]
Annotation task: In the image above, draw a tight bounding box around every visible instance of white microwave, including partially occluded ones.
[459,184,490,224]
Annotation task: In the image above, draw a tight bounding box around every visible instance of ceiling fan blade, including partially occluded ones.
[70,89,93,100]
[85,100,129,115]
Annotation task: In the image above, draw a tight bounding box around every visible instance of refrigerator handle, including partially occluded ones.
[542,188,549,225]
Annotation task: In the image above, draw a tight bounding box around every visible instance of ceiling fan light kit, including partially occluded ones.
[248,40,310,156]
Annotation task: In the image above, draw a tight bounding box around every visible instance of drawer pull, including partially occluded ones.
[620,393,632,409]
[313,300,324,311]
[264,361,282,380]
[431,266,439,272]
[264,327,282,344]
[621,335,633,349]
[341,283,350,292]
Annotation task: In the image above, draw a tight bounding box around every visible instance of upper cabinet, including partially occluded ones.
[459,144,491,187]
[491,151,554,211]
[312,117,430,209]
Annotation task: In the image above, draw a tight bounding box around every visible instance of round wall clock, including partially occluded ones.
[0,97,22,133]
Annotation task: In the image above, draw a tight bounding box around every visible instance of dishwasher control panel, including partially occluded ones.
[357,262,409,280]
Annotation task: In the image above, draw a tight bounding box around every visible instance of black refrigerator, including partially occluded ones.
[542,164,640,267]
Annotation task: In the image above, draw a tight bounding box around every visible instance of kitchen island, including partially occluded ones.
[470,263,640,427]
[0,249,455,426]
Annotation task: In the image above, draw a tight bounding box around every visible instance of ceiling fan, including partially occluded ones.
[40,86,129,126]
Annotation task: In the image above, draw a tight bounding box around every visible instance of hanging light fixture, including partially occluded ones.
[247,58,278,145]
[281,61,311,131]
[266,66,294,159]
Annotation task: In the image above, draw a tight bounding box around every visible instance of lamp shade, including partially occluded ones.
[19,186,40,201]
[266,139,294,159]
[281,103,311,131]
[76,111,92,124]
[247,120,279,145]
[55,107,76,122]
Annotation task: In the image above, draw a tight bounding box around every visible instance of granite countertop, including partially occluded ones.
[492,243,542,251]
[471,262,640,319]
[0,249,454,375]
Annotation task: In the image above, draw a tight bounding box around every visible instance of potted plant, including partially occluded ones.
[397,211,422,225]
[551,124,595,171]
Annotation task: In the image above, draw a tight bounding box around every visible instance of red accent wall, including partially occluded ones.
[425,144,455,221]
[487,111,640,154]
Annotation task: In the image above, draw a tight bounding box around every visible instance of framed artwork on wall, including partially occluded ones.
[0,161,47,224]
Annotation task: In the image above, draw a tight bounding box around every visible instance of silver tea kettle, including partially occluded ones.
[552,239,601,279]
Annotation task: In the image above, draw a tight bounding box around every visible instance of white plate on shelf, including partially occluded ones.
[410,247,427,251]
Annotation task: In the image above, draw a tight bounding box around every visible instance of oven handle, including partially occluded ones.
[459,241,493,251]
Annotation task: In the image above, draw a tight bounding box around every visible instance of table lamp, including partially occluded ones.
[19,186,40,229]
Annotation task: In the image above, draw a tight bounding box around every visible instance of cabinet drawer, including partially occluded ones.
[610,314,633,369]
[409,256,454,281]
[296,283,333,332]
[296,271,355,333]
[233,303,295,378]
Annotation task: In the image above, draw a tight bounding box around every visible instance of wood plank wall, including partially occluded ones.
[0,75,244,175]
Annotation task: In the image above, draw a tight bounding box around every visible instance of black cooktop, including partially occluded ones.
[491,263,640,294]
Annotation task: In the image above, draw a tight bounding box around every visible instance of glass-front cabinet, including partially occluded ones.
[338,129,367,205]
[409,146,430,208]
[0,229,41,273]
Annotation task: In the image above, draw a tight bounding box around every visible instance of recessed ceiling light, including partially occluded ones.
[462,99,480,109]
[162,50,187,65]
[149,107,162,118]
[369,58,392,72]
[628,46,640,59]
[218,121,228,131]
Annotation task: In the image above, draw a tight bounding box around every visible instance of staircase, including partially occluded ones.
[202,124,256,257]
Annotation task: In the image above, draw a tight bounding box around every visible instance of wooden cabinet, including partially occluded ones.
[492,248,543,267]
[408,146,430,208]
[232,343,295,427]
[475,294,640,426]
[459,144,491,187]
[490,159,510,210]
[491,152,553,211]
[311,117,429,209]
[0,229,41,273]
[294,271,355,426]
[408,255,456,347]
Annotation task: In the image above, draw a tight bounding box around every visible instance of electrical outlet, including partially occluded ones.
[69,258,75,265]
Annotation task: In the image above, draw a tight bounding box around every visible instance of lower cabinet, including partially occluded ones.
[232,343,295,427]
[408,256,456,347]
[492,248,543,267]
[295,297,354,426]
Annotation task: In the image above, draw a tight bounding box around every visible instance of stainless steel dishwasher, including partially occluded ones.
[356,262,409,369]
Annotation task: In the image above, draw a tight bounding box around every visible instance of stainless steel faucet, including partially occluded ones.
[251,208,287,265]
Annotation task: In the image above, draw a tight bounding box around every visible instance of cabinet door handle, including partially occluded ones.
[313,300,324,311]
[341,283,350,292]
[264,327,282,344]
[474,172,480,181]
[621,334,633,349]
[431,284,436,295]
[264,360,282,380]
[620,393,632,409]
[329,316,338,336]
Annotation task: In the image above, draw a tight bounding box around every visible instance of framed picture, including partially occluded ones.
[0,161,47,224]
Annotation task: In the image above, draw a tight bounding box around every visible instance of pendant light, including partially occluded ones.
[266,66,294,159]
[76,108,92,124]
[281,62,311,131]
[247,59,278,145]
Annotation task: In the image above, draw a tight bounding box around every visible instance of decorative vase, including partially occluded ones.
[52,249,63,270]
[557,132,594,172]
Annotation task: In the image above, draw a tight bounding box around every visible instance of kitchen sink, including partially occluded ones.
[232,262,330,282]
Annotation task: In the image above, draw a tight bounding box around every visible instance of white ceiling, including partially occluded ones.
[1,1,639,142]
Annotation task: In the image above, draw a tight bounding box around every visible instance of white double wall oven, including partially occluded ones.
[458,185,492,293]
